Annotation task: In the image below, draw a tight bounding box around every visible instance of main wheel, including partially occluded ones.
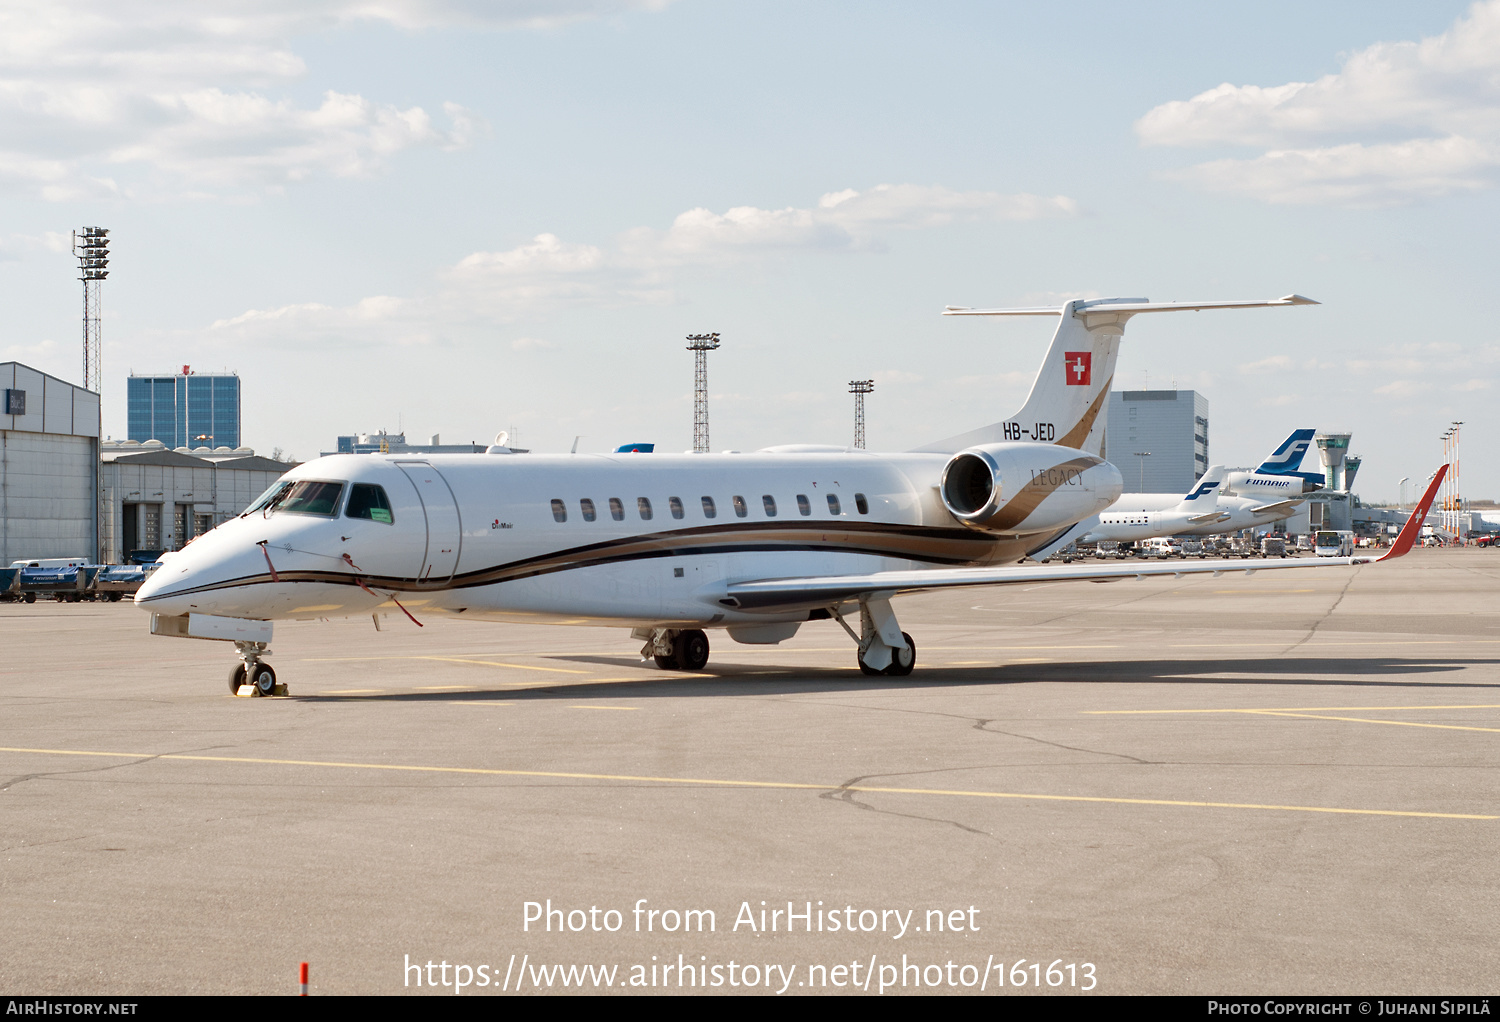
[23,592,35,603]
[251,664,277,696]
[228,663,248,694]
[884,633,917,677]
[857,656,882,676]
[677,630,710,671]
[653,654,676,670]
[108,591,123,602]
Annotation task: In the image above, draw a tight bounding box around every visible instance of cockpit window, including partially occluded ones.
[345,483,394,524]
[272,480,345,517]
[245,481,292,515]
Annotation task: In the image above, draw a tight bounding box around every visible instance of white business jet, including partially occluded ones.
[1077,467,1231,545]
[136,294,1444,696]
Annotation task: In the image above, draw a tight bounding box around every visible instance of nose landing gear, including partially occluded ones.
[229,640,287,696]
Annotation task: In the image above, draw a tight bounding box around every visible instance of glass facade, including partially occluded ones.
[126,373,240,448]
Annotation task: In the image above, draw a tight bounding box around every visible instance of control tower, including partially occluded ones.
[1314,432,1353,531]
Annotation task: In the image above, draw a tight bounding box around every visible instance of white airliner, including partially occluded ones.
[135,294,1445,695]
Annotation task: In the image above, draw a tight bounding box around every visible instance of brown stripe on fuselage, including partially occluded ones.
[141,519,1015,601]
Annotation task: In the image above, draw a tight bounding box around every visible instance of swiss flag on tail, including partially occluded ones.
[1064,351,1091,386]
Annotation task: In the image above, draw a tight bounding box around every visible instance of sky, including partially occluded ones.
[0,0,1492,500]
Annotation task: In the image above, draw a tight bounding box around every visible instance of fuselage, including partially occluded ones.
[135,448,1121,631]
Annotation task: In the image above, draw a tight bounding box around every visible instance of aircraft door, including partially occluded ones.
[396,462,463,583]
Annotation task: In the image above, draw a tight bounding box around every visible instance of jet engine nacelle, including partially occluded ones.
[939,442,1123,535]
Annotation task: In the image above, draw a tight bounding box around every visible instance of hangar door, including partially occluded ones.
[395,462,463,583]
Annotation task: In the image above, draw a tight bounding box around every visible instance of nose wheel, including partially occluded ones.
[230,641,286,696]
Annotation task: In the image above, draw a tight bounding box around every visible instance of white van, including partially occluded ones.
[1314,530,1355,557]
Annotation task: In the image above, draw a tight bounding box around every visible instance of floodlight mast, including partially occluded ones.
[848,379,874,449]
[72,227,109,394]
[686,332,720,454]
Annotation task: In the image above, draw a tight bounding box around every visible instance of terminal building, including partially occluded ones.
[0,362,102,565]
[127,367,241,449]
[1103,390,1209,493]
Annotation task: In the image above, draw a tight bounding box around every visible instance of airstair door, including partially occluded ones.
[396,462,463,583]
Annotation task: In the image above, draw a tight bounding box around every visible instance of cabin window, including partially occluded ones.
[732,495,748,518]
[701,496,717,519]
[854,492,869,514]
[580,498,597,522]
[345,484,394,524]
[669,496,684,519]
[638,497,653,521]
[826,494,842,515]
[762,494,777,517]
[551,499,567,523]
[796,494,811,516]
[609,497,625,521]
[274,480,344,517]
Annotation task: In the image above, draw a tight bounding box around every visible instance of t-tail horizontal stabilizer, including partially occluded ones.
[919,295,1318,457]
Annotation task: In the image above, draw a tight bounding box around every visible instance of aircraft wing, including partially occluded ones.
[1249,499,1304,516]
[722,464,1445,612]
[723,554,1371,610]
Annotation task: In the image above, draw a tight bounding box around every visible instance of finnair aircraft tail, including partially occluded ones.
[1255,429,1315,475]
[1226,428,1325,496]
[915,296,1317,456]
[1175,465,1225,511]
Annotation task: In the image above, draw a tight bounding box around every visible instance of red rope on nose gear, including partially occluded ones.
[353,575,423,627]
[341,553,362,571]
[256,541,280,582]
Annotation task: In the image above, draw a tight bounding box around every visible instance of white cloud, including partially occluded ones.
[1373,380,1434,398]
[1237,355,1295,375]
[624,184,1076,261]
[1137,1,1500,205]
[205,182,1072,341]
[0,1,669,200]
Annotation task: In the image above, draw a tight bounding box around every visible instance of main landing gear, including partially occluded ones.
[228,640,286,696]
[833,598,917,677]
[640,628,710,671]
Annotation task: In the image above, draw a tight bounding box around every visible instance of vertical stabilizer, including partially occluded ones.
[913,298,1144,455]
[1255,429,1316,474]
[1175,465,1225,511]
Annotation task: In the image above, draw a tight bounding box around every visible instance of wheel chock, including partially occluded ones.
[235,685,255,697]
[272,684,290,697]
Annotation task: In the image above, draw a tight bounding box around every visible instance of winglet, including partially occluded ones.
[1378,465,1449,562]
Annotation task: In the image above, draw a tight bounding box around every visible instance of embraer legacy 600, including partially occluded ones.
[136,295,1445,695]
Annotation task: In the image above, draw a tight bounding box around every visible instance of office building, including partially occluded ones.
[127,367,241,450]
[1104,390,1209,494]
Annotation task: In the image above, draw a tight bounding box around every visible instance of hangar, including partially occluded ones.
[0,362,101,565]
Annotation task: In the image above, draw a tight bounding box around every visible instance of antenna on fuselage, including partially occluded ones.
[570,435,584,454]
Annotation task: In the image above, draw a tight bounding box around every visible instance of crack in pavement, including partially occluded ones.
[822,771,993,837]
[1,753,165,792]
[779,697,1157,765]
[1283,570,1358,654]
